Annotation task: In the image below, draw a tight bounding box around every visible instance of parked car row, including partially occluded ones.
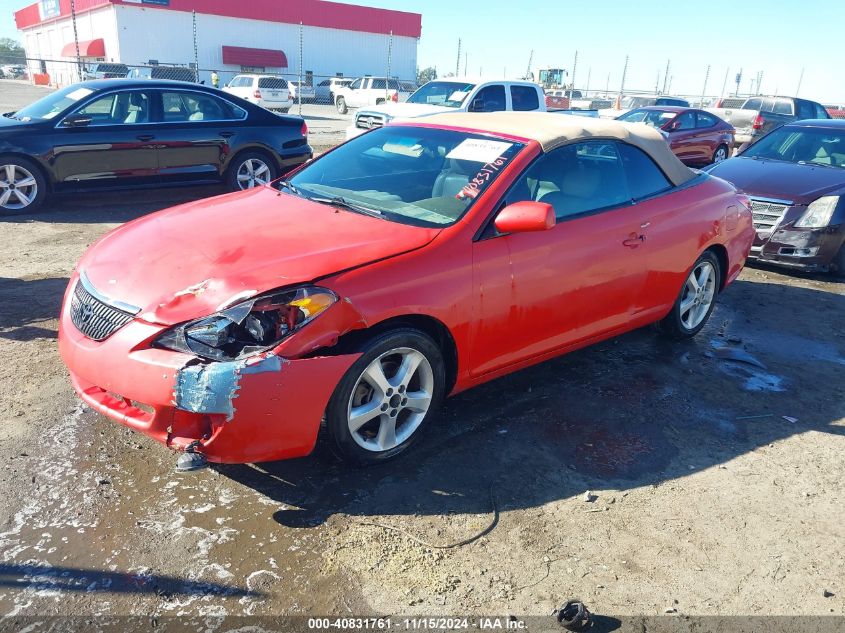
[0,79,312,214]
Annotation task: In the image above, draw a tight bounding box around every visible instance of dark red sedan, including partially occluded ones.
[617,106,735,166]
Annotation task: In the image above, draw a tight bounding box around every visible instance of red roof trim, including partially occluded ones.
[15,0,421,38]
[222,46,288,68]
[60,38,106,58]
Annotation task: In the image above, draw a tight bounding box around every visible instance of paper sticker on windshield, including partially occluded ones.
[446,139,513,163]
[447,90,469,102]
[456,155,510,200]
[66,88,94,102]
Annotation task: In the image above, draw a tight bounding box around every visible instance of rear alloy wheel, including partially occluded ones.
[657,251,720,339]
[325,328,445,464]
[336,96,348,114]
[712,144,729,164]
[0,158,46,215]
[227,152,278,191]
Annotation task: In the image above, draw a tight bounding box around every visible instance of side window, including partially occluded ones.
[760,98,777,113]
[505,141,630,220]
[773,99,793,115]
[473,84,506,112]
[695,112,718,128]
[618,143,672,200]
[372,78,386,90]
[674,111,695,130]
[815,103,831,119]
[350,78,362,90]
[795,100,814,120]
[162,91,240,122]
[510,85,540,111]
[76,91,151,125]
[743,98,762,111]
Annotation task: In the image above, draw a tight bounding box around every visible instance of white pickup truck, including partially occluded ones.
[334,77,412,114]
[346,78,547,139]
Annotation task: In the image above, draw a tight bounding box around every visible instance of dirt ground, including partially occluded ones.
[0,83,843,622]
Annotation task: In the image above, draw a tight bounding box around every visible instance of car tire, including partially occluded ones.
[336,96,348,114]
[225,151,279,191]
[712,144,729,164]
[656,250,721,339]
[324,327,446,465]
[0,155,47,215]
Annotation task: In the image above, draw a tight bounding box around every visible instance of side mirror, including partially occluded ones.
[494,201,556,234]
[61,114,92,128]
[468,98,484,112]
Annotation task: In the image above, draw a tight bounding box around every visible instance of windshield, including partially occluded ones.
[618,108,677,128]
[406,81,476,107]
[287,126,525,227]
[620,96,655,109]
[13,85,95,121]
[741,127,845,168]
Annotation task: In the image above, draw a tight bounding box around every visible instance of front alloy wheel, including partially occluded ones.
[0,161,42,213]
[712,144,729,164]
[347,348,434,453]
[325,328,445,464]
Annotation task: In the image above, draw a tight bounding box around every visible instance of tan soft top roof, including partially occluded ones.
[409,111,696,186]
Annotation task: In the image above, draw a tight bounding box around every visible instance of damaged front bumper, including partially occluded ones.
[58,277,360,464]
[750,223,844,272]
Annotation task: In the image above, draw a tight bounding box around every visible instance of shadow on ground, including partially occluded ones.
[216,279,845,527]
[0,276,69,341]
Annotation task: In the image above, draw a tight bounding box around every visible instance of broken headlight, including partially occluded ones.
[794,196,839,228]
[155,286,337,361]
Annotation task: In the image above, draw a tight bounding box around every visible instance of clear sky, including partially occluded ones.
[3,0,842,103]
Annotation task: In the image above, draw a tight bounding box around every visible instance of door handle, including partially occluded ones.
[623,233,646,248]
[137,134,155,142]
[219,131,234,138]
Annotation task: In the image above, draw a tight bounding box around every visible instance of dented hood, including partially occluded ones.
[79,186,441,324]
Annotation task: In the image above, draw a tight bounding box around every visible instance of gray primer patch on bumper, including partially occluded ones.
[173,354,284,420]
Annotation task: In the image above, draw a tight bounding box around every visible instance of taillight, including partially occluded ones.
[253,89,262,99]
[752,114,764,130]
[391,92,398,102]
[301,121,308,136]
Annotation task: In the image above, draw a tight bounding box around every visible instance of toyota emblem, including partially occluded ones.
[79,303,94,323]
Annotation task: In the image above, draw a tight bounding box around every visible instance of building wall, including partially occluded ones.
[113,4,417,83]
[20,5,120,85]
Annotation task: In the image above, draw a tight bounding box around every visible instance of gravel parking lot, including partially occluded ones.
[0,81,843,621]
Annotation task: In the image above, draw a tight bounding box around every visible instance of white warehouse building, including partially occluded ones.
[13,0,421,86]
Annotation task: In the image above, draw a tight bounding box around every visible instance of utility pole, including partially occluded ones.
[464,52,468,76]
[585,67,591,97]
[192,10,199,83]
[569,50,578,100]
[700,64,710,107]
[796,67,805,96]
[618,55,629,106]
[299,21,304,115]
[757,70,764,95]
[734,68,743,96]
[662,59,670,94]
[605,72,610,97]
[667,75,673,94]
[385,29,392,106]
[720,67,729,99]
[655,69,660,95]
[525,49,534,81]
[455,38,461,77]
[70,0,81,82]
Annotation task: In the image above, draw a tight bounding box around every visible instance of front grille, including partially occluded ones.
[750,199,789,232]
[69,280,135,341]
[355,113,386,130]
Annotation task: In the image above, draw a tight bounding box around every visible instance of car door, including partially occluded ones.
[469,84,507,113]
[52,89,158,189]
[153,89,246,183]
[666,111,698,161]
[470,140,651,376]
[346,78,365,108]
[693,111,721,161]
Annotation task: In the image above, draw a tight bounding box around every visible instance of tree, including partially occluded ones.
[0,38,24,54]
[417,66,437,86]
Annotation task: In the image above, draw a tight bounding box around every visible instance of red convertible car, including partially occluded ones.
[58,112,754,467]
[617,106,735,166]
